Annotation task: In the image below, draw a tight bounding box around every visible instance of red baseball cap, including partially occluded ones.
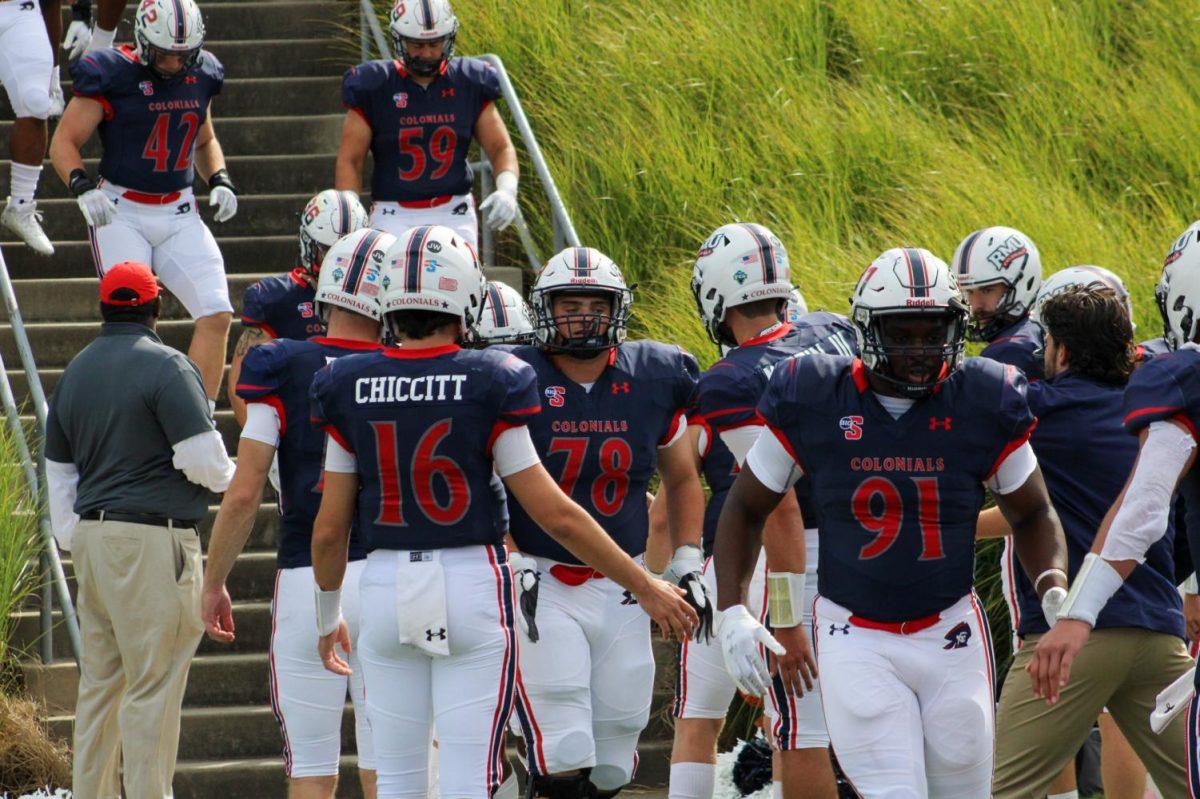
[100,261,160,306]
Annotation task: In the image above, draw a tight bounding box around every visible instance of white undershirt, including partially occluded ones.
[323,425,542,478]
[874,393,915,419]
[240,402,281,447]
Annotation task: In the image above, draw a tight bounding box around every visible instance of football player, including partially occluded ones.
[500,247,709,798]
[335,0,519,247]
[200,229,394,799]
[61,0,128,60]
[470,279,536,346]
[0,0,56,254]
[229,190,370,426]
[669,224,858,799]
[49,0,237,404]
[714,248,1072,798]
[308,226,697,799]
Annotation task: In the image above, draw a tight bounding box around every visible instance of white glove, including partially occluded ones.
[480,170,518,231]
[1042,585,1067,626]
[209,185,238,223]
[77,189,117,227]
[663,544,704,584]
[62,21,93,60]
[87,26,116,53]
[716,604,784,697]
[48,66,65,118]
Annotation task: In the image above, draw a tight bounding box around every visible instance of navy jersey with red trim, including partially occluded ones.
[502,341,699,564]
[980,317,1044,381]
[697,312,858,540]
[236,337,380,569]
[71,45,224,194]
[342,57,500,203]
[698,418,737,558]
[309,344,539,551]
[1138,336,1172,362]
[240,270,325,341]
[1012,372,1182,638]
[758,355,1035,621]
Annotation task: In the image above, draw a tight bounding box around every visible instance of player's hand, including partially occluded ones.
[62,21,92,60]
[77,189,117,227]
[318,618,353,676]
[508,551,540,643]
[209,185,238,223]
[716,604,785,697]
[770,624,817,698]
[480,188,517,231]
[1026,618,1090,705]
[201,583,235,644]
[1184,593,1200,644]
[635,576,698,641]
[663,544,713,641]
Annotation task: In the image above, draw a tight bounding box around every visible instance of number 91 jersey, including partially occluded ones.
[342,57,500,203]
[71,45,224,194]
[309,344,541,551]
[757,354,1035,621]
[502,341,700,565]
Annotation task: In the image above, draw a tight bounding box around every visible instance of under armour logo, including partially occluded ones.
[441,88,455,98]
[175,202,191,215]
[184,75,198,85]
[829,623,850,636]
[929,417,953,431]
[20,1,34,9]
[451,202,469,216]
[943,621,971,650]
[381,208,397,216]
[611,381,630,395]
[621,590,638,606]
[425,627,447,641]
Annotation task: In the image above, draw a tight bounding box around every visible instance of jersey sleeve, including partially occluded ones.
[755,356,805,468]
[239,280,274,334]
[236,341,289,434]
[1124,355,1198,439]
[697,363,759,432]
[69,54,115,118]
[200,51,224,97]
[488,354,541,452]
[478,60,501,104]
[342,62,384,122]
[985,363,1037,478]
[982,335,1043,380]
[309,362,353,453]
[659,348,699,445]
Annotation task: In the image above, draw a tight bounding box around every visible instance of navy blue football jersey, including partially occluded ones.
[236,337,381,569]
[342,57,500,203]
[696,416,737,558]
[758,355,1035,621]
[503,341,699,564]
[1013,372,1182,638]
[1138,336,1172,362]
[71,45,224,194]
[310,344,540,551]
[980,317,1044,381]
[240,270,325,341]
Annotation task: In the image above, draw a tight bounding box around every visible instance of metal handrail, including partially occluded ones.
[358,1,581,272]
[0,246,81,667]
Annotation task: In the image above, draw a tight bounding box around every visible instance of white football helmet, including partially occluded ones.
[951,226,1042,342]
[381,224,486,334]
[1157,221,1200,349]
[299,190,370,275]
[316,229,395,322]
[390,0,458,76]
[691,223,793,346]
[471,281,534,346]
[785,287,809,323]
[133,0,206,79]
[530,247,633,355]
[1031,265,1132,326]
[850,247,969,397]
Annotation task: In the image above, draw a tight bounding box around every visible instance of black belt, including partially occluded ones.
[81,510,200,529]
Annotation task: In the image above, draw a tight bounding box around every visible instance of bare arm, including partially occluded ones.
[645,486,671,575]
[976,505,1012,540]
[228,327,273,427]
[49,97,104,184]
[97,0,125,30]
[761,489,805,573]
[714,467,785,611]
[193,107,226,181]
[312,470,357,591]
[41,0,62,68]
[334,110,371,193]
[658,431,705,551]
[474,103,518,177]
[203,437,273,588]
[995,466,1068,596]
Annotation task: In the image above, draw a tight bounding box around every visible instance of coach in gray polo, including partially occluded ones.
[44,261,234,799]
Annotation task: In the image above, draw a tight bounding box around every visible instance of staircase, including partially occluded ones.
[0,1,674,796]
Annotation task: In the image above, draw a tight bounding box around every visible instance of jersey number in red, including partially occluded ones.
[397,125,457,182]
[852,476,944,561]
[547,436,632,517]
[142,111,201,173]
[371,418,470,527]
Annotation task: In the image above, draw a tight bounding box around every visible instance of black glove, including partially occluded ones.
[517,567,540,643]
[679,570,714,643]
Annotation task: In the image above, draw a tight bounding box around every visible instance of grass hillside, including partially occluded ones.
[444,0,1200,362]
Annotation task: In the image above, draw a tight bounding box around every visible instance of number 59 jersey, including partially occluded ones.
[309,344,541,551]
[757,354,1035,622]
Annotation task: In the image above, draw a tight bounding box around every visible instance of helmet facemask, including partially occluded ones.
[533,287,632,359]
[395,32,456,77]
[135,32,202,81]
[856,306,968,399]
[965,279,1026,342]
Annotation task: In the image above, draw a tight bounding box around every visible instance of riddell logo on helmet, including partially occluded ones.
[905,298,937,306]
[568,277,599,285]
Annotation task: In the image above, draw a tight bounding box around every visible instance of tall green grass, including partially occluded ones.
[0,428,43,668]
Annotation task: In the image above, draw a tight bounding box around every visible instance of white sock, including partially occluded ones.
[494,771,518,799]
[669,762,716,799]
[90,26,116,51]
[1047,792,1078,799]
[9,162,41,205]
[773,781,783,799]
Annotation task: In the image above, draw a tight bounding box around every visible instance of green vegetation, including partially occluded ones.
[0,427,41,667]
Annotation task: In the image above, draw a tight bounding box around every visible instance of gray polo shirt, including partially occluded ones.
[44,322,216,521]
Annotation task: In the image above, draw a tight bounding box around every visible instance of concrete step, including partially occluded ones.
[0,114,343,161]
[201,39,352,79]
[9,274,271,322]
[174,755,364,799]
[0,318,225,367]
[52,1,354,43]
[1,235,296,279]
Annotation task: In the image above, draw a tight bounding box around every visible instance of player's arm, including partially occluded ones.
[193,106,226,179]
[41,0,62,69]
[644,485,671,576]
[658,429,705,554]
[312,452,358,676]
[475,103,518,179]
[49,97,104,184]
[976,505,1010,539]
[334,110,371,194]
[228,327,273,427]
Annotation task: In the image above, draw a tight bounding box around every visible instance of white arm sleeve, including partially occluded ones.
[324,434,358,474]
[1101,420,1197,563]
[494,425,541,477]
[658,414,688,449]
[745,430,804,493]
[720,425,765,466]
[172,430,236,493]
[695,425,709,459]
[46,459,80,552]
[240,402,281,447]
[984,442,1038,495]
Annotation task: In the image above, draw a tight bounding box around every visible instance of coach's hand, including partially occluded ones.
[209,186,238,223]
[771,625,817,698]
[318,619,353,677]
[717,604,785,697]
[1026,618,1089,705]
[77,189,116,228]
[636,576,698,642]
[201,583,235,644]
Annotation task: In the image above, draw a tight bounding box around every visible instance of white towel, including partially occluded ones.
[395,550,450,657]
[1151,666,1195,734]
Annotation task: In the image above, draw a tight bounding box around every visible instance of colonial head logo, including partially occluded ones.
[943,622,971,650]
[545,385,566,408]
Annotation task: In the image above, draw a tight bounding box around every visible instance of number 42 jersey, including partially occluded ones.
[757,355,1036,621]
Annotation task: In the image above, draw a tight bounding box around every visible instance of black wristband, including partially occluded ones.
[68,169,96,197]
[70,0,93,23]
[207,168,237,195]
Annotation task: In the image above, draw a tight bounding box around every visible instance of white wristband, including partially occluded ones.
[314,586,343,637]
[1185,573,1199,594]
[766,571,807,628]
[1034,568,1067,592]
[495,170,518,195]
[1058,553,1124,627]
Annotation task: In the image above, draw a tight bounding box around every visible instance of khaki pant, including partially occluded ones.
[993,627,1192,798]
[71,519,205,799]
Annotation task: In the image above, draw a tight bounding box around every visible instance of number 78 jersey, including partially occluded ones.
[757,354,1035,622]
